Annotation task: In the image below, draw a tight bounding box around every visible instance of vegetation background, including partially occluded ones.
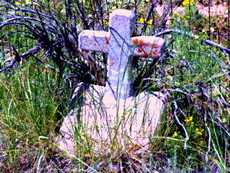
[0,0,229,172]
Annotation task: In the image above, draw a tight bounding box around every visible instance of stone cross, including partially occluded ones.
[58,9,165,156]
[79,9,164,99]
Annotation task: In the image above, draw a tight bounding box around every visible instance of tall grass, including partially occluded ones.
[0,0,229,172]
[148,30,229,172]
[0,60,70,170]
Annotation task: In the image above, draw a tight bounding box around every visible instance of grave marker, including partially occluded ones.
[79,9,164,99]
[58,9,165,156]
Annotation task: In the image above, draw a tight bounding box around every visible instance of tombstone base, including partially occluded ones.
[57,86,166,157]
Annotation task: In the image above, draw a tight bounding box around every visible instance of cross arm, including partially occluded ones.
[79,31,164,58]
[132,36,165,58]
[78,30,110,53]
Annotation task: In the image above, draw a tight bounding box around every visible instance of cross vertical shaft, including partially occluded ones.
[108,9,135,99]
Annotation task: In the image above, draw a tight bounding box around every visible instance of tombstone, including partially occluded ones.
[57,9,166,157]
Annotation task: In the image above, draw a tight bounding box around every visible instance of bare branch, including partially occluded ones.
[0,45,42,73]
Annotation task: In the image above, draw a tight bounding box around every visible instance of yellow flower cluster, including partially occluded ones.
[138,18,153,25]
[195,128,204,136]
[182,0,195,6]
[184,116,193,125]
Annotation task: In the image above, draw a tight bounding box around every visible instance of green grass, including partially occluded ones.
[0,1,229,172]
[147,30,229,172]
[0,61,70,170]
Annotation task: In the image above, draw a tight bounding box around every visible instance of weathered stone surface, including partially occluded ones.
[79,31,109,53]
[57,86,166,156]
[78,9,164,99]
[108,9,135,99]
[132,36,165,57]
[57,9,166,157]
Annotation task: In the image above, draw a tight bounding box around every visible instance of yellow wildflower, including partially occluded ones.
[182,0,195,6]
[138,18,145,24]
[147,19,153,25]
[138,18,153,25]
[195,128,204,136]
[184,116,193,124]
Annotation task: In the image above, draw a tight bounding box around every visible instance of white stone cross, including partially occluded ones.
[57,9,166,157]
[79,9,164,99]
